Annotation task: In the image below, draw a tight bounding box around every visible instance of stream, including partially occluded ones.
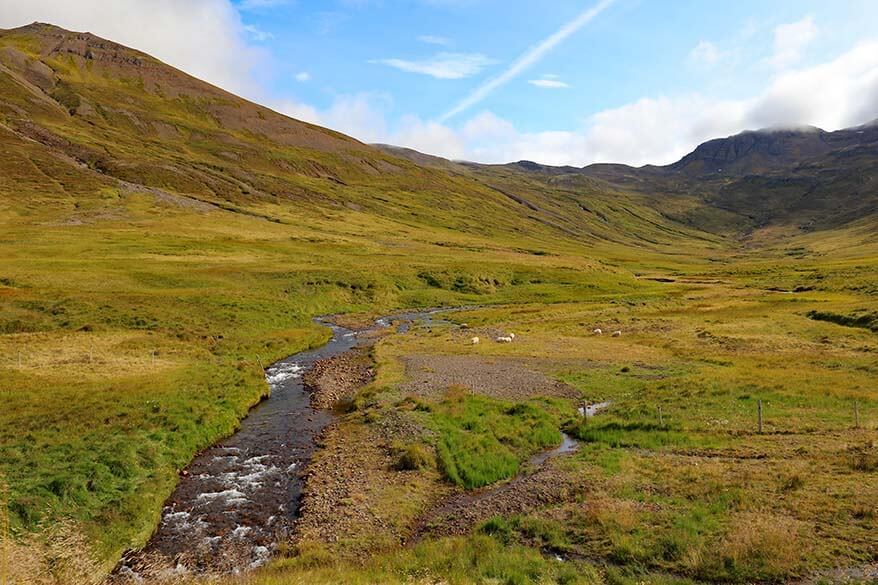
[113,311,442,580]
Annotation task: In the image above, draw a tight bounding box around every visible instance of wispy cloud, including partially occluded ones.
[529,76,570,89]
[439,0,615,122]
[768,16,818,68]
[295,71,311,82]
[372,52,497,79]
[243,24,273,41]
[688,40,723,67]
[418,35,452,46]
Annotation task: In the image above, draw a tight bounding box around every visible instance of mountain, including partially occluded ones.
[601,122,878,230]
[0,22,727,256]
[451,121,878,234]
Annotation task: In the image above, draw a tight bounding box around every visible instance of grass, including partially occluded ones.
[567,419,692,450]
[306,236,877,584]
[429,391,564,488]
[245,535,604,585]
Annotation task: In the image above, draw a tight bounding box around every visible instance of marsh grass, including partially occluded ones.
[430,392,562,489]
[244,535,603,585]
[568,419,692,450]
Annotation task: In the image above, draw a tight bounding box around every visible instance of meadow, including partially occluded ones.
[219,222,876,585]
[0,159,669,572]
[3,180,876,584]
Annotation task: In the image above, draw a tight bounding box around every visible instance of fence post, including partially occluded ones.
[658,406,664,427]
[757,400,763,434]
[854,401,860,429]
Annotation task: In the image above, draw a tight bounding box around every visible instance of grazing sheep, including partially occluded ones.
[471,336,480,345]
[612,330,622,337]
[496,336,513,343]
[593,328,603,335]
[509,333,515,340]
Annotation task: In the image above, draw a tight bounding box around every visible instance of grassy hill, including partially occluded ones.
[1,23,876,585]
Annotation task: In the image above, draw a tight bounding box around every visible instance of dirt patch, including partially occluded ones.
[413,459,583,540]
[294,421,449,557]
[304,346,375,409]
[400,354,580,401]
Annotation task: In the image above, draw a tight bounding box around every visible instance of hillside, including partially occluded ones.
[589,122,878,231]
[450,121,878,234]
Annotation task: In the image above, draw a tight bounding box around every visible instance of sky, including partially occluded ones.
[2,0,878,166]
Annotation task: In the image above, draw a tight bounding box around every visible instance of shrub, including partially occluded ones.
[51,83,81,114]
[396,443,435,471]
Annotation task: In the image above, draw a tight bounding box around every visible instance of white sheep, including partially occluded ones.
[471,336,480,345]
[593,328,603,335]
[509,333,515,340]
[612,330,622,337]
[496,336,513,343]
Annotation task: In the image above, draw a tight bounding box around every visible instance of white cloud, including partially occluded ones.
[688,40,722,67]
[275,93,391,143]
[363,40,878,167]
[243,24,273,41]
[418,35,452,46]
[528,79,570,89]
[393,116,467,159]
[768,16,818,69]
[295,71,311,82]
[275,99,322,125]
[6,1,874,170]
[0,0,267,99]
[372,52,496,79]
[440,0,616,121]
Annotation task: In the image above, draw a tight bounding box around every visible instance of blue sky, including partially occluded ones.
[3,0,878,165]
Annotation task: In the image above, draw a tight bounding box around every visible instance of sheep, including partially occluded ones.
[612,330,622,337]
[496,336,513,343]
[593,328,603,335]
[471,336,480,345]
[509,333,515,340]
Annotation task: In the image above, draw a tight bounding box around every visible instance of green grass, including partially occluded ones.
[806,309,878,332]
[567,419,692,450]
[245,534,604,585]
[430,393,563,489]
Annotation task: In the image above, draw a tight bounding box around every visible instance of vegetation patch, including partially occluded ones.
[807,309,878,332]
[429,391,562,489]
[568,419,692,450]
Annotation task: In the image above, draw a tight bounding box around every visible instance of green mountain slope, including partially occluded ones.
[461,121,878,234]
[583,122,878,231]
